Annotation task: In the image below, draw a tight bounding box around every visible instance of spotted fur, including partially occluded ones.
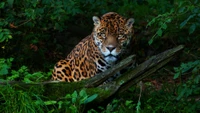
[52,12,134,82]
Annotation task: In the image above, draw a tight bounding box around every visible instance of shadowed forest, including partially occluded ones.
[0,0,200,112]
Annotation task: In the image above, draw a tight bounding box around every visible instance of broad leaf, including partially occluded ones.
[84,94,98,104]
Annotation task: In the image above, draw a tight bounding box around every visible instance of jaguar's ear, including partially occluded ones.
[125,18,135,28]
[92,16,101,26]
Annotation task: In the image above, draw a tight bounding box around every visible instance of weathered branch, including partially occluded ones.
[85,55,136,88]
[0,45,184,103]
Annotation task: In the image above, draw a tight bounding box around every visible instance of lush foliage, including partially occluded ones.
[147,0,200,45]
[0,0,200,112]
[0,57,51,82]
[0,86,97,113]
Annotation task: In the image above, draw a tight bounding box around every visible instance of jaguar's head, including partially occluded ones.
[92,12,134,64]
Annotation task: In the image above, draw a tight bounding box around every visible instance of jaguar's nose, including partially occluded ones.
[106,46,115,52]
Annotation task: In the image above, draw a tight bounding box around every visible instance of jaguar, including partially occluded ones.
[52,12,134,82]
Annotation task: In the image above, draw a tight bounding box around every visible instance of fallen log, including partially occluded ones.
[0,45,184,104]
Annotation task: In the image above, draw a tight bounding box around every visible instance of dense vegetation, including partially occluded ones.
[0,0,200,112]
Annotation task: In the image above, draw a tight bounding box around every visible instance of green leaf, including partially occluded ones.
[162,23,167,29]
[69,105,77,113]
[174,72,181,79]
[147,18,156,27]
[125,100,133,106]
[9,57,14,62]
[7,0,14,8]
[166,18,172,23]
[84,94,98,104]
[72,91,78,103]
[178,7,186,13]
[176,86,187,100]
[7,72,19,80]
[156,29,162,36]
[58,101,63,109]
[8,35,12,39]
[44,101,57,105]
[31,0,38,7]
[0,58,13,76]
[23,77,32,83]
[65,94,71,98]
[180,14,196,29]
[25,8,36,19]
[0,33,5,42]
[136,101,141,113]
[189,24,196,34]
[0,65,9,75]
[0,2,5,8]
[3,29,11,34]
[79,89,87,97]
[148,38,153,45]
[174,60,200,79]
[34,100,43,105]
[79,96,88,104]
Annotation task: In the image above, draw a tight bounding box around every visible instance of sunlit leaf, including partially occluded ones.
[125,100,133,106]
[23,78,32,83]
[44,101,57,105]
[65,94,71,98]
[58,101,63,109]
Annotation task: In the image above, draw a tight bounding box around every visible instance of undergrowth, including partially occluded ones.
[0,0,200,112]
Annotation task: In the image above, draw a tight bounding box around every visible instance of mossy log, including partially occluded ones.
[0,45,184,103]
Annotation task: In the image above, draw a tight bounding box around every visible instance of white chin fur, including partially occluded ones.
[105,56,117,64]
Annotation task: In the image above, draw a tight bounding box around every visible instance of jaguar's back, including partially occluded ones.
[52,12,134,82]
